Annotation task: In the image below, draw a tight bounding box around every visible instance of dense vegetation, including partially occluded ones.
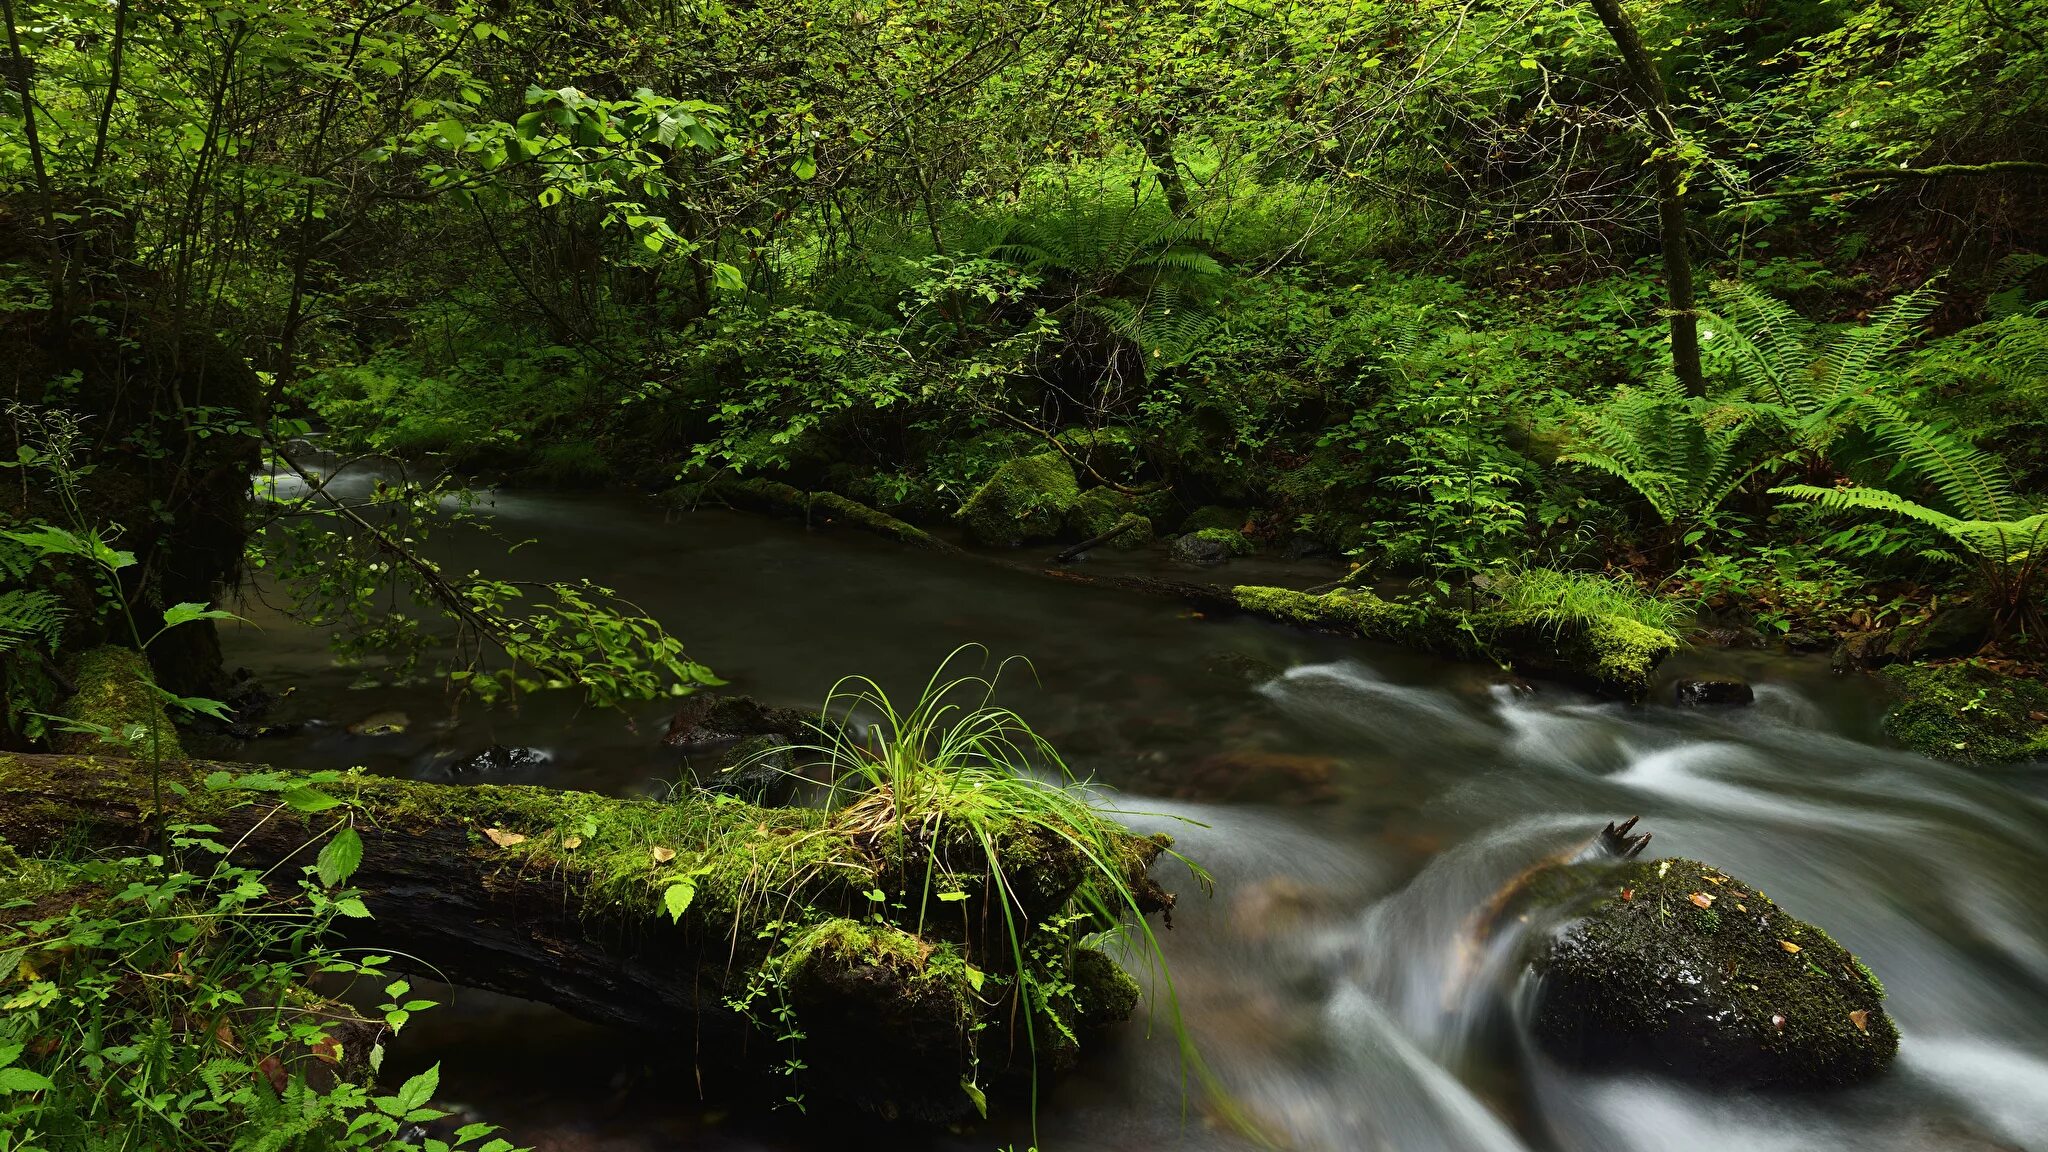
[1,0,2045,1146]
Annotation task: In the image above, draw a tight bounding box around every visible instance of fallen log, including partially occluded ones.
[0,749,1173,1121]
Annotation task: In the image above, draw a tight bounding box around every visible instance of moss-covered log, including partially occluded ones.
[1231,585,1677,701]
[698,477,961,552]
[0,751,1171,1121]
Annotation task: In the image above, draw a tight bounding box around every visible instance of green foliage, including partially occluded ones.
[0,806,520,1152]
[1558,375,1774,535]
[1490,567,1693,637]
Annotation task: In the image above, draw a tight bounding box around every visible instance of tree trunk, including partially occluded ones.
[1587,0,1705,397]
[0,750,1169,1120]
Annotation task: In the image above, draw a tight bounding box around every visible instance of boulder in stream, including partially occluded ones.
[1530,855,1897,1088]
[954,453,1079,547]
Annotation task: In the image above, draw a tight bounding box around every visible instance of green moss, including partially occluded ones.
[1881,662,2048,763]
[1191,527,1253,556]
[1064,489,1152,548]
[1231,585,1438,642]
[57,647,183,759]
[1183,505,1246,533]
[1534,857,1897,1087]
[1231,585,1677,700]
[1068,944,1141,1028]
[954,453,1080,547]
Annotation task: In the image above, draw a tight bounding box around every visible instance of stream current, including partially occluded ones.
[224,470,2048,1152]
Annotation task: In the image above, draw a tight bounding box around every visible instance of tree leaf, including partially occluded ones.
[396,1063,440,1113]
[663,881,695,922]
[960,1078,987,1119]
[282,787,341,813]
[484,828,528,848]
[712,262,746,292]
[162,602,238,628]
[650,845,675,864]
[316,827,364,887]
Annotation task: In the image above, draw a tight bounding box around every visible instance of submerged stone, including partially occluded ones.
[1531,856,1897,1088]
[1675,679,1754,707]
[954,453,1080,547]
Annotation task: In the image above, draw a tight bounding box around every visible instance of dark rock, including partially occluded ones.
[1674,679,1755,707]
[694,734,796,803]
[1782,631,1833,653]
[1531,856,1897,1088]
[1169,533,1233,566]
[1907,604,1993,660]
[661,693,820,749]
[1183,505,1248,534]
[1832,629,1901,673]
[437,745,552,778]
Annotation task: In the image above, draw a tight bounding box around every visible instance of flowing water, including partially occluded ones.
[225,468,2048,1151]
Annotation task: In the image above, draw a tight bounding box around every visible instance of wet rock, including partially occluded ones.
[1531,856,1897,1088]
[437,745,552,778]
[1174,750,1339,804]
[1170,528,1249,567]
[661,693,819,749]
[1674,679,1755,707]
[1230,876,1320,940]
[1782,630,1833,653]
[1835,605,1994,673]
[693,734,796,803]
[1882,662,2048,764]
[347,710,410,736]
[954,453,1079,547]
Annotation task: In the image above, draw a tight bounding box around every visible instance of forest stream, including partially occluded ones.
[220,466,2048,1152]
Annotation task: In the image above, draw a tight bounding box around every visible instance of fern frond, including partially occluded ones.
[1849,392,2017,520]
[1819,283,1941,398]
[0,588,66,654]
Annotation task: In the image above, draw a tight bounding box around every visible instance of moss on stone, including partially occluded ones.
[1190,527,1253,556]
[1183,505,1247,533]
[57,647,183,759]
[1064,489,1152,548]
[1881,662,2048,763]
[954,453,1080,547]
[1230,585,1677,701]
[1532,856,1897,1088]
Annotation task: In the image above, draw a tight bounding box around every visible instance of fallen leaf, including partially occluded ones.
[2028,710,2048,723]
[484,827,527,848]
[1771,1013,1787,1030]
[1705,874,1726,885]
[651,846,676,864]
[1657,861,1672,878]
[1848,1009,1869,1032]
[1621,887,1634,901]
[309,1034,343,1065]
[1736,903,1749,913]
[1779,940,1802,954]
[256,1055,287,1093]
[1688,892,1715,908]
[561,835,583,851]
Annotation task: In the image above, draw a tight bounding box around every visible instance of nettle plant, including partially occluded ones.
[0,780,521,1152]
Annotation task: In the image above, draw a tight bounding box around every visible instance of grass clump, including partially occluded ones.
[1489,567,1693,637]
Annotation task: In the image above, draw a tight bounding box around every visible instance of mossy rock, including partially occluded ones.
[1191,527,1252,556]
[1532,857,1897,1088]
[1183,505,1248,534]
[56,647,183,759]
[1064,489,1152,548]
[1229,585,1677,701]
[954,453,1080,547]
[1881,662,2048,764]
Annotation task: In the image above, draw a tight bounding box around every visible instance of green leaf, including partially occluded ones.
[663,880,695,923]
[162,602,237,629]
[316,827,364,887]
[935,890,968,902]
[712,262,746,292]
[333,897,373,919]
[282,786,342,813]
[0,1067,54,1093]
[960,1078,987,1119]
[792,156,817,181]
[396,1064,440,1113]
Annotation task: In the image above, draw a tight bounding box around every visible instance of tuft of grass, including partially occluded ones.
[1491,566,1693,637]
[766,646,1222,1131]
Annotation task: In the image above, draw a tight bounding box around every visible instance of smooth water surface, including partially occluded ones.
[224,470,2048,1152]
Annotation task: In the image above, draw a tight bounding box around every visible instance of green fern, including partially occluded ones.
[1558,375,1776,529]
[0,588,67,655]
[1774,481,2046,645]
